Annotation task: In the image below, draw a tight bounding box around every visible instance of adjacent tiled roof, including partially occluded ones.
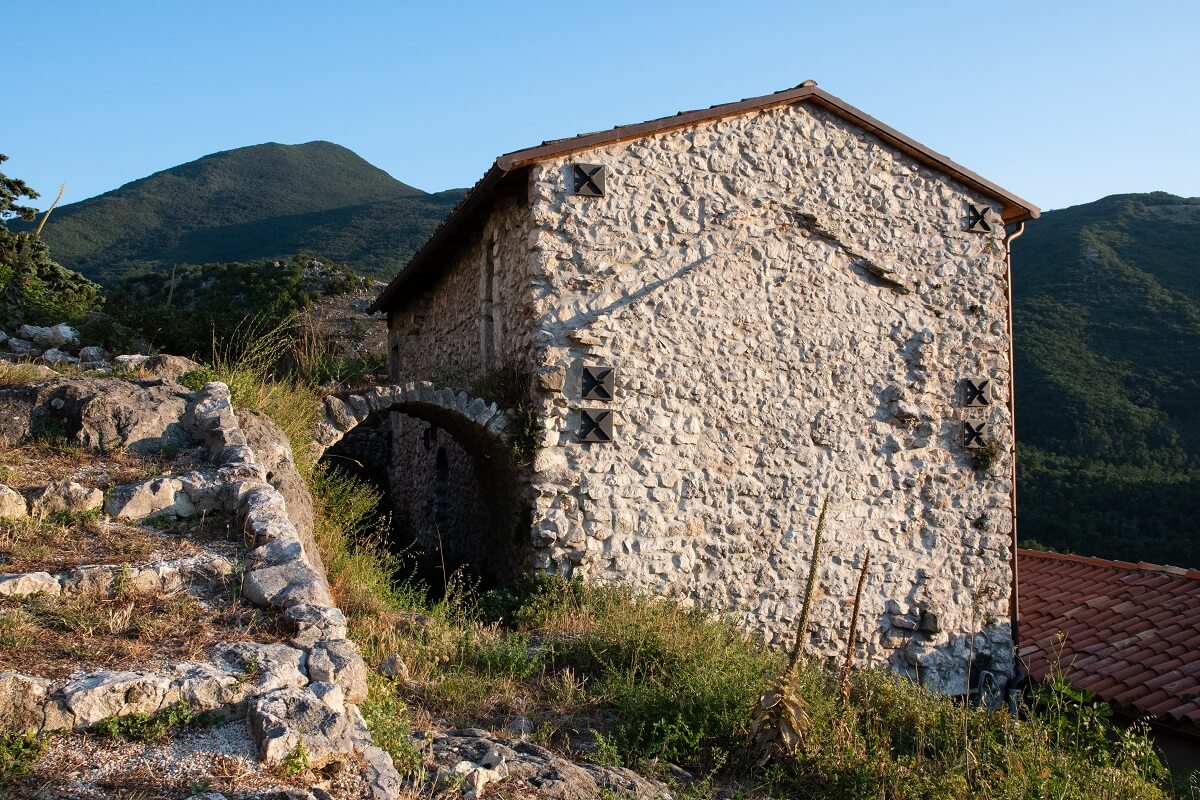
[371,81,1040,313]
[1018,549,1200,727]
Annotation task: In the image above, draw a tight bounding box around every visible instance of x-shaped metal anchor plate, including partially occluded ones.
[963,379,990,407]
[582,365,615,401]
[963,420,987,449]
[573,164,605,197]
[966,203,993,233]
[579,409,614,443]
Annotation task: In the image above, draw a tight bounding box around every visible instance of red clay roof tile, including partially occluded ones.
[1019,549,1200,728]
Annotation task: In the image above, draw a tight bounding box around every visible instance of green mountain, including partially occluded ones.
[1012,192,1200,568]
[20,141,464,283]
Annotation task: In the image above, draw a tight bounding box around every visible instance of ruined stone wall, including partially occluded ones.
[386,193,534,582]
[522,102,1017,694]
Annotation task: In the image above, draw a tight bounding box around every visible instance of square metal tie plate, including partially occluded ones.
[962,379,990,407]
[962,420,988,449]
[966,203,993,233]
[582,365,615,401]
[573,164,605,197]
[579,409,615,443]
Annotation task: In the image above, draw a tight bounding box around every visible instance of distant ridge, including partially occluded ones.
[1012,191,1200,568]
[19,141,465,282]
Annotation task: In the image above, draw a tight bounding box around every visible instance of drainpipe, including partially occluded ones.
[1003,220,1026,711]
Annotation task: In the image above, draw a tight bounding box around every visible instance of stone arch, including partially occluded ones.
[312,382,514,460]
[312,382,530,590]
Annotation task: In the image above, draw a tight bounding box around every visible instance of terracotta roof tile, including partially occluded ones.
[1019,549,1200,728]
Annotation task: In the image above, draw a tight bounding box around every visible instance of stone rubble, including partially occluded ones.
[0,373,403,797]
[0,483,28,518]
[1,319,203,384]
[419,729,672,800]
[0,552,232,598]
[28,480,104,516]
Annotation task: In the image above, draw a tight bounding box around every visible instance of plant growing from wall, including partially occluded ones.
[972,441,1003,472]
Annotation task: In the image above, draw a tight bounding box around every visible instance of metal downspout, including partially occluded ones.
[1003,221,1027,711]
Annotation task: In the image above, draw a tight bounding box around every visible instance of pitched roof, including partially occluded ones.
[371,82,1040,312]
[1018,549,1200,727]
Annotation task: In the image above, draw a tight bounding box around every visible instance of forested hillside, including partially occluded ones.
[1012,193,1200,568]
[18,141,465,283]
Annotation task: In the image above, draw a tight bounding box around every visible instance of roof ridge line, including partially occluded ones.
[1018,548,1200,580]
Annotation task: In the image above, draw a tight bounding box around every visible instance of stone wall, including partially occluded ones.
[522,102,1016,695]
[386,191,535,585]
[386,101,1016,695]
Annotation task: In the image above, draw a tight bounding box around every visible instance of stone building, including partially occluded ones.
[364,81,1039,695]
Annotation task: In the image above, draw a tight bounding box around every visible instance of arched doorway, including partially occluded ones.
[313,384,533,595]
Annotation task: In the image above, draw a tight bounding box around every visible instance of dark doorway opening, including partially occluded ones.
[319,409,531,601]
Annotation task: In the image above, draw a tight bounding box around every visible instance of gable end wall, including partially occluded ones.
[523,101,1016,694]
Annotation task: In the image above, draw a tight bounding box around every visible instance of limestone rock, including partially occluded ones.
[0,571,61,597]
[242,557,334,610]
[5,337,40,357]
[237,408,324,578]
[307,639,368,703]
[361,745,405,800]
[378,654,409,681]
[0,672,50,733]
[168,662,244,712]
[78,345,111,363]
[39,347,78,367]
[421,730,671,799]
[141,354,202,383]
[247,687,371,769]
[285,604,348,648]
[104,477,193,519]
[505,716,534,737]
[18,323,79,350]
[29,481,103,515]
[45,379,192,453]
[0,484,27,519]
[113,354,149,369]
[214,642,308,694]
[60,670,174,729]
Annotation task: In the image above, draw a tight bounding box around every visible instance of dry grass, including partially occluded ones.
[0,578,285,679]
[0,364,54,387]
[0,509,239,574]
[0,439,195,492]
[0,515,184,573]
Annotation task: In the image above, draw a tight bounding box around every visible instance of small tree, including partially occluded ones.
[0,155,103,330]
[0,153,40,227]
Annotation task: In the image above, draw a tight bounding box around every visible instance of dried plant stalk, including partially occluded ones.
[751,495,831,767]
[839,549,872,708]
[787,494,830,672]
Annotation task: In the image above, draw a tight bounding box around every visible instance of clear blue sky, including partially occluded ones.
[7,0,1198,212]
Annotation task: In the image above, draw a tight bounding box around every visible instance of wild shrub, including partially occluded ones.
[90,701,197,743]
[0,732,43,780]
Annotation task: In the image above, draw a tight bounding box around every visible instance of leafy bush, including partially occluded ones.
[105,255,362,362]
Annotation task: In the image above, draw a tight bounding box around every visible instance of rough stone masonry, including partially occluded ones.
[367,82,1039,697]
